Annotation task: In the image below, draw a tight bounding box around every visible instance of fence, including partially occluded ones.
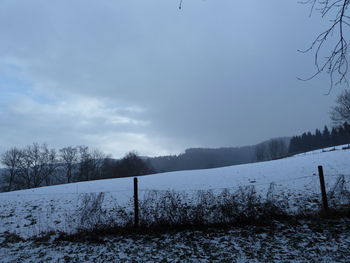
[0,166,350,238]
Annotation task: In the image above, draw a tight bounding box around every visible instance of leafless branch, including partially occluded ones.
[299,0,350,91]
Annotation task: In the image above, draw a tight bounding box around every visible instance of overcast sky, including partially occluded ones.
[0,0,346,157]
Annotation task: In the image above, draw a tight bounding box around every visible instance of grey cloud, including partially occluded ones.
[0,0,344,156]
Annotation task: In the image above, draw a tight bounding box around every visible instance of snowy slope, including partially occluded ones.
[2,145,349,196]
[0,146,349,237]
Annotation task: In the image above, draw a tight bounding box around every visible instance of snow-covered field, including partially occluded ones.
[1,219,350,262]
[0,146,349,238]
[0,146,350,262]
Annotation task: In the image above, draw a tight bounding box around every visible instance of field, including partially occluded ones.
[0,146,350,262]
[1,219,350,262]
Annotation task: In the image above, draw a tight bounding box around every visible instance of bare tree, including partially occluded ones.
[89,149,109,180]
[330,89,350,123]
[1,148,21,191]
[16,143,58,188]
[255,143,268,161]
[268,139,287,159]
[59,146,78,183]
[114,152,154,178]
[16,147,33,188]
[43,147,58,186]
[256,139,288,161]
[77,146,91,182]
[77,146,107,181]
[299,0,350,90]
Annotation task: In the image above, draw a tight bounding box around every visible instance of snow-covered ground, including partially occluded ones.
[0,146,349,238]
[294,144,350,157]
[1,219,350,263]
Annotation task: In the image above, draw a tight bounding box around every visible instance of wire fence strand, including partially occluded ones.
[0,174,347,197]
[0,173,349,218]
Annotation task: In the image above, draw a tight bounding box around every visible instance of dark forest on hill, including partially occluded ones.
[288,123,350,154]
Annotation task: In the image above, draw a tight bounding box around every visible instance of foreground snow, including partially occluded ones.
[1,218,350,263]
[0,147,349,237]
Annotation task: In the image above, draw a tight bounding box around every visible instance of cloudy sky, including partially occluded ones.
[0,0,346,157]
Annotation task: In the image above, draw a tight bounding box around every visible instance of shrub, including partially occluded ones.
[71,179,349,235]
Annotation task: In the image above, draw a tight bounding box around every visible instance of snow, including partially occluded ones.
[2,145,350,195]
[1,219,350,262]
[0,146,349,237]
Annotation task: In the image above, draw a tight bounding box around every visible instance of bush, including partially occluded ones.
[77,192,106,230]
[71,180,349,235]
[136,184,290,228]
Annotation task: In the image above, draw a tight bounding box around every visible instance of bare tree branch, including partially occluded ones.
[299,0,350,91]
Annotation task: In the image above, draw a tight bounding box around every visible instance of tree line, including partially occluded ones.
[0,143,154,192]
[148,146,257,173]
[255,138,289,161]
[288,122,350,154]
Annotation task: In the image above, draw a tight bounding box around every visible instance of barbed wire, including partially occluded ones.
[137,175,317,193]
[0,206,134,217]
[1,167,349,237]
[0,188,134,197]
[0,173,349,219]
[2,173,349,197]
[325,174,350,178]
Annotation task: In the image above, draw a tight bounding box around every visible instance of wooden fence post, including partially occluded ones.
[318,165,329,211]
[133,177,139,227]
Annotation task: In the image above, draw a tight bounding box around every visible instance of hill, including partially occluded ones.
[147,137,290,173]
[0,145,349,238]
